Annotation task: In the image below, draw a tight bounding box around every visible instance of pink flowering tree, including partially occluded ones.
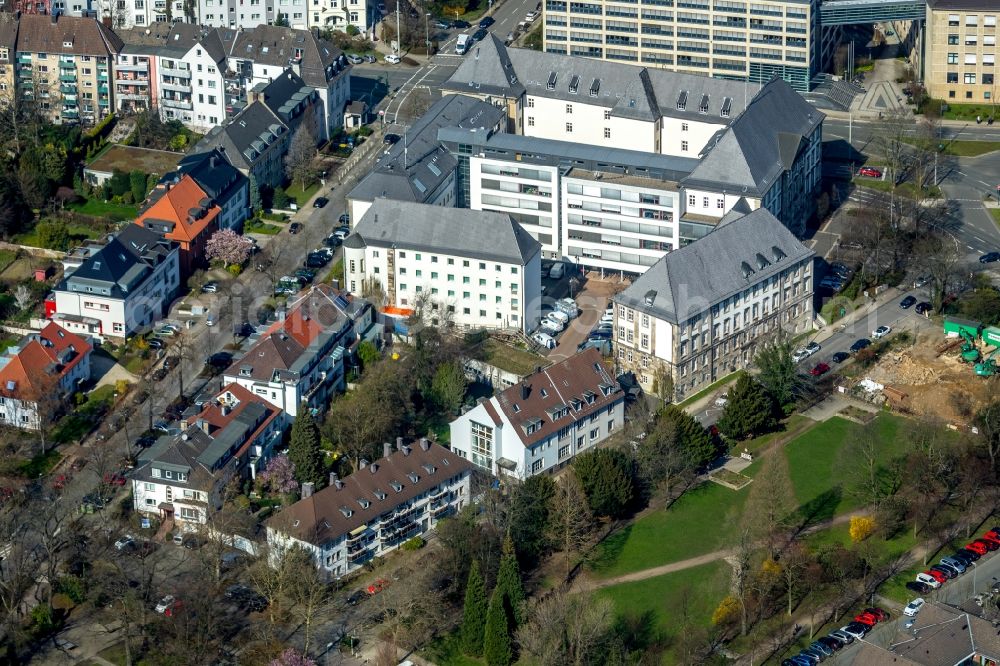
[258,455,298,496]
[269,649,316,666]
[205,228,255,266]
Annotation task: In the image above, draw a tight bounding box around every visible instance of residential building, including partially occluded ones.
[0,323,92,431]
[343,199,543,333]
[196,0,306,30]
[222,285,371,419]
[308,0,375,37]
[220,24,350,139]
[0,13,17,108]
[195,68,321,188]
[613,206,815,398]
[114,24,171,113]
[173,148,250,232]
[131,382,284,527]
[541,0,835,92]
[449,348,625,480]
[154,24,227,132]
[135,173,222,280]
[347,94,505,224]
[52,224,180,339]
[14,14,122,125]
[266,439,473,577]
[925,0,998,103]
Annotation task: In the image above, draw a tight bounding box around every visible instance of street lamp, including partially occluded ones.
[425,12,430,53]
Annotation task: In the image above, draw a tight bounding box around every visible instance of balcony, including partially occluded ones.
[59,74,77,83]
[161,80,191,93]
[432,503,454,519]
[117,76,149,85]
[98,98,109,106]
[63,93,78,102]
[161,98,193,110]
[60,85,76,94]
[61,109,79,119]
[97,71,109,81]
[98,85,109,94]
[116,62,148,72]
[118,93,148,101]
[17,55,31,64]
[161,67,191,79]
[59,61,76,70]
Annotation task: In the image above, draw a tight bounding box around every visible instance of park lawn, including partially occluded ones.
[589,467,757,578]
[852,178,941,200]
[0,250,17,274]
[67,197,139,221]
[285,181,321,206]
[597,561,730,663]
[13,223,104,250]
[742,413,814,455]
[784,414,909,522]
[421,632,483,666]
[991,208,1000,229]
[245,219,281,235]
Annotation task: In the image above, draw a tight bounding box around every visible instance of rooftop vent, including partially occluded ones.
[546,71,557,90]
[589,78,600,97]
[676,90,687,110]
[569,75,579,94]
[699,94,709,113]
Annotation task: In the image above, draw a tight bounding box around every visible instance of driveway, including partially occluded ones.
[91,349,137,389]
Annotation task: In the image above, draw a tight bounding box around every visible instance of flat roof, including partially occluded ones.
[85,145,183,176]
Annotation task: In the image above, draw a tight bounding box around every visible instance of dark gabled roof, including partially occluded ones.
[226,24,348,88]
[117,22,174,51]
[59,225,176,299]
[256,69,315,125]
[352,199,542,266]
[198,102,286,170]
[614,208,814,324]
[176,149,248,203]
[0,12,18,53]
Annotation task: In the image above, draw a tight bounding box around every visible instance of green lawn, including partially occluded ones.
[784,414,909,522]
[597,561,730,663]
[67,197,139,221]
[852,178,941,200]
[0,250,17,274]
[285,181,321,206]
[677,372,739,407]
[931,100,999,122]
[245,219,281,235]
[742,414,814,455]
[421,632,483,666]
[589,470,756,578]
[14,223,104,250]
[990,208,1000,229]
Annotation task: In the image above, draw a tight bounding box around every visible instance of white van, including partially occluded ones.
[532,331,556,349]
[548,262,565,279]
[456,34,472,54]
[546,310,569,325]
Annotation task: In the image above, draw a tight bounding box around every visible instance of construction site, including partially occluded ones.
[858,318,999,424]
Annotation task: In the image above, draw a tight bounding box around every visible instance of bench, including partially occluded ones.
[740,449,753,462]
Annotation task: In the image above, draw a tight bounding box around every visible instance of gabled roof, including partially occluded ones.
[614,207,814,324]
[267,441,473,545]
[0,322,91,400]
[157,23,226,62]
[15,14,122,56]
[136,174,220,244]
[683,79,824,196]
[490,348,622,448]
[0,12,19,54]
[59,225,176,299]
[352,199,541,266]
[197,102,286,170]
[255,69,315,125]
[175,148,248,203]
[225,24,348,88]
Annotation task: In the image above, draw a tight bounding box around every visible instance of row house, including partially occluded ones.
[266,440,473,577]
[343,199,544,334]
[450,348,625,480]
[173,148,250,232]
[0,323,92,431]
[114,22,171,113]
[131,382,284,527]
[613,207,815,398]
[309,0,376,36]
[196,0,307,30]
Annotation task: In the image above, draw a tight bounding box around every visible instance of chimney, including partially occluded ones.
[420,438,430,452]
[402,445,411,456]
[335,478,344,489]
[277,308,286,322]
[383,442,392,459]
[220,404,230,417]
[520,383,530,400]
[359,458,368,469]
[180,419,189,430]
[396,436,404,451]
[50,12,57,23]
[370,462,378,474]
[301,481,314,498]
[329,471,338,486]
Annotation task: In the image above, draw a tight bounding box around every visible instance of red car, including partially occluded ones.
[982,531,1000,545]
[864,607,889,622]
[103,473,126,487]
[925,569,948,584]
[809,363,831,377]
[967,542,989,555]
[858,166,883,178]
[974,538,998,552]
[366,578,389,595]
[854,612,878,626]
[52,474,70,490]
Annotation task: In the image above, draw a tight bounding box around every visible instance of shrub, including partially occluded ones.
[711,595,740,626]
[55,576,85,604]
[849,515,876,543]
[227,263,243,277]
[346,24,360,36]
[273,187,290,209]
[402,536,425,551]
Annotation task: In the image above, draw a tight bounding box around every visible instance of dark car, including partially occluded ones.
[479,16,495,27]
[383,133,401,145]
[288,222,302,234]
[346,590,366,606]
[930,564,958,579]
[147,338,165,350]
[452,19,471,28]
[589,329,612,340]
[850,338,872,352]
[900,295,917,309]
[152,367,169,381]
[816,636,843,652]
[434,19,451,29]
[915,302,932,314]
[313,197,329,208]
[182,535,205,549]
[951,550,977,564]
[305,254,330,269]
[473,27,489,40]
[339,213,350,226]
[906,580,932,594]
[831,351,850,363]
[980,252,1000,264]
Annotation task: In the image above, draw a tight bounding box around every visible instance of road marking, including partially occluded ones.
[968,244,977,250]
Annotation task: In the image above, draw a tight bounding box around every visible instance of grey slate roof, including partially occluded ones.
[615,207,814,324]
[353,199,541,266]
[59,225,176,299]
[683,79,824,197]
[348,95,504,206]
[223,25,348,88]
[254,69,316,126]
[444,35,760,123]
[175,148,248,204]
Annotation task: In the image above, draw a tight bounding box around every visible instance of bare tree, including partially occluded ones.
[516,589,614,666]
[290,558,335,657]
[284,108,318,189]
[13,285,31,312]
[248,544,310,625]
[730,523,755,637]
[547,471,592,581]
[745,450,796,558]
[914,232,969,311]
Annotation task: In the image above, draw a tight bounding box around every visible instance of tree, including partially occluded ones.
[654,403,716,470]
[284,110,317,189]
[976,400,1000,473]
[258,455,298,496]
[650,361,674,405]
[289,408,324,486]
[35,220,70,251]
[269,649,316,666]
[13,285,32,312]
[357,340,381,369]
[753,336,800,408]
[494,534,524,627]
[273,187,291,210]
[0,175,32,239]
[431,360,467,414]
[249,174,262,215]
[205,228,254,266]
[716,372,776,441]
[960,286,1000,326]
[274,11,290,26]
[483,586,513,666]
[744,449,796,557]
[508,474,555,567]
[547,471,592,580]
[573,448,635,519]
[516,590,614,666]
[461,560,488,656]
[129,170,147,204]
[849,516,876,543]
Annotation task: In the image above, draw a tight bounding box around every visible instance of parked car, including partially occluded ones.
[338,213,350,226]
[451,19,471,28]
[872,325,892,339]
[858,166,883,178]
[472,27,489,40]
[589,329,612,340]
[383,133,401,146]
[828,630,855,645]
[334,226,351,240]
[313,197,329,208]
[925,569,948,584]
[288,222,302,234]
[915,572,942,588]
[853,612,878,626]
[816,636,843,651]
[915,302,932,314]
[850,338,872,352]
[346,590,366,606]
[155,327,176,337]
[974,538,998,552]
[966,541,990,555]
[147,338,165,350]
[831,351,850,363]
[940,557,967,573]
[955,547,981,561]
[155,595,180,614]
[903,597,925,617]
[980,251,1000,264]
[385,54,401,64]
[525,10,539,20]
[906,580,932,594]
[809,363,831,377]
[114,535,136,551]
[900,295,916,308]
[201,282,218,294]
[933,562,961,578]
[808,642,832,657]
[478,16,495,27]
[364,54,376,63]
[540,318,564,334]
[840,624,867,640]
[366,578,389,595]
[532,331,556,349]
[434,19,451,29]
[547,310,570,325]
[792,348,812,363]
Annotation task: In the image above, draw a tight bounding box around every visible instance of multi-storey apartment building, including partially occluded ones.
[266,440,473,577]
[114,23,171,113]
[196,0,308,30]
[542,0,834,92]
[173,148,250,230]
[450,348,625,480]
[156,24,227,131]
[308,0,375,36]
[131,383,284,527]
[51,224,180,339]
[343,199,543,333]
[613,207,814,397]
[348,95,505,223]
[0,14,17,108]
[14,14,122,125]
[925,0,998,104]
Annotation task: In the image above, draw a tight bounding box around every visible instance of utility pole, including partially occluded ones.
[395,5,401,54]
[425,12,430,53]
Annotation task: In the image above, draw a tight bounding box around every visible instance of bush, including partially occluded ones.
[346,24,360,36]
[273,187,290,209]
[54,576,86,604]
[402,536,425,551]
[227,264,243,277]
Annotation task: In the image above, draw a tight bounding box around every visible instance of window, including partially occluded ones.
[948,53,959,64]
[717,198,724,209]
[948,72,959,83]
[608,419,615,432]
[681,140,689,151]
[566,123,573,132]
[948,34,959,45]
[681,122,688,131]
[702,197,709,207]
[966,73,976,84]
[527,97,535,107]
[604,127,611,139]
[558,445,570,459]
[965,53,977,65]
[566,103,573,114]
[470,421,493,469]
[527,117,535,126]
[531,459,543,473]
[949,14,960,26]
[589,428,599,441]
[144,483,155,491]
[688,194,695,206]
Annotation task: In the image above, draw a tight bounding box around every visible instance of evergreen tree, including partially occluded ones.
[461,560,488,656]
[249,174,262,214]
[288,407,324,485]
[658,403,716,469]
[717,372,777,441]
[483,587,513,666]
[573,448,636,518]
[494,534,524,627]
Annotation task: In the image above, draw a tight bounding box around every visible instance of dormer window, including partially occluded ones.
[422,463,436,474]
[239,366,252,377]
[339,506,352,518]
[390,480,403,492]
[357,498,371,509]
[584,391,596,405]
[571,398,582,411]
[540,388,548,398]
[600,384,614,396]
[407,472,419,483]
[374,489,387,500]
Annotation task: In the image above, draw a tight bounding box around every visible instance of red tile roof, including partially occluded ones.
[136,175,220,244]
[0,323,91,399]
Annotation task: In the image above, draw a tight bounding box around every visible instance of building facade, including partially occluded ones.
[174,148,250,231]
[308,0,375,36]
[925,0,998,104]
[266,440,473,577]
[0,14,17,109]
[343,199,543,334]
[542,0,833,92]
[52,225,180,339]
[613,207,815,398]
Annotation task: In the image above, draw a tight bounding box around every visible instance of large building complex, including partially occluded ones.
[541,0,836,92]
[925,0,998,103]
[613,206,814,397]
